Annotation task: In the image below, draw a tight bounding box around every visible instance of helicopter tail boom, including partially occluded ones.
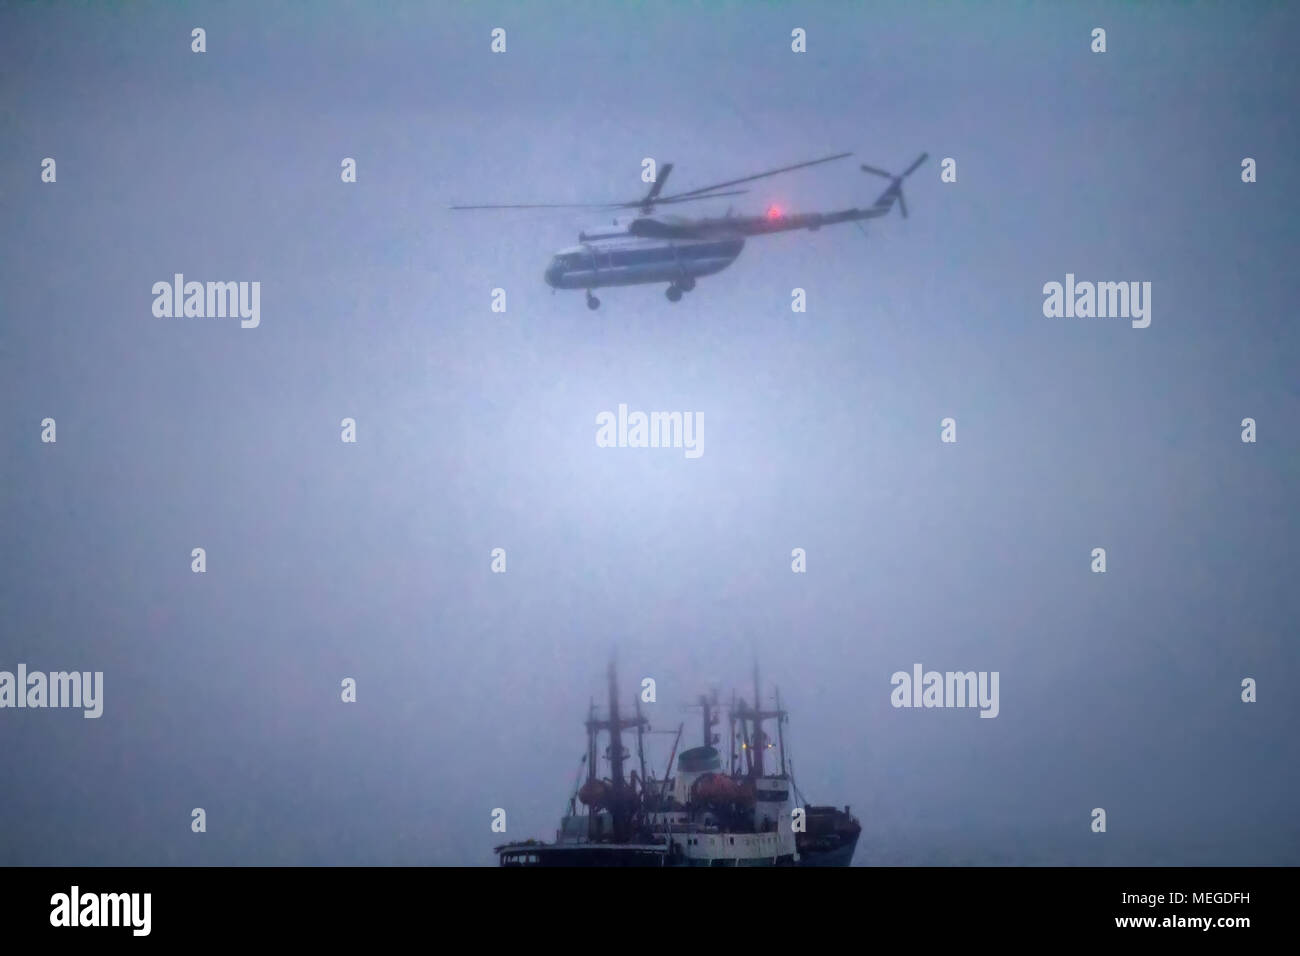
[658,152,929,238]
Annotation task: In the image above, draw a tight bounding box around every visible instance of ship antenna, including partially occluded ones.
[785,724,808,806]
[659,723,684,806]
[565,751,586,819]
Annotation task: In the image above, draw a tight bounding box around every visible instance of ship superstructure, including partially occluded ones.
[496,662,858,867]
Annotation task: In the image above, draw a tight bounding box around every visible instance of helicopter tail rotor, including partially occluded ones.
[862,152,928,219]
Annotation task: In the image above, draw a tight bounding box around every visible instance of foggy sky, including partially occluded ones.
[2,0,1298,865]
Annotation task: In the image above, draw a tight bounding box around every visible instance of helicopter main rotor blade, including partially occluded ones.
[656,151,852,202]
[640,162,674,206]
[631,189,750,207]
[451,151,852,212]
[449,201,619,210]
[451,188,749,211]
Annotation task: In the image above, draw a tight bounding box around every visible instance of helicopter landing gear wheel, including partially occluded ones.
[678,276,695,292]
[665,285,683,302]
[586,292,600,311]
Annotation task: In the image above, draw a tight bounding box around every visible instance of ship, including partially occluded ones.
[496,661,861,867]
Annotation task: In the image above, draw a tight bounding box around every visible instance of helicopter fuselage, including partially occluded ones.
[544,235,744,291]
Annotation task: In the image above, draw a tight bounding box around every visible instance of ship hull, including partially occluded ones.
[795,835,860,867]
[794,806,862,867]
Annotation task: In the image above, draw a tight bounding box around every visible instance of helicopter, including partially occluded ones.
[451,151,927,310]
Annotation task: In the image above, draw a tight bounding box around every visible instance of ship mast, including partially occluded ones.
[775,685,788,777]
[607,662,628,838]
[737,660,789,780]
[585,698,597,786]
[635,695,648,791]
[581,660,649,843]
[752,661,765,777]
[696,688,722,751]
[728,690,737,776]
[738,697,754,776]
